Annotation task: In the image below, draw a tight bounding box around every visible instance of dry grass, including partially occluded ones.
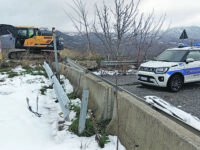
[59,48,82,59]
[59,48,101,60]
[0,48,104,70]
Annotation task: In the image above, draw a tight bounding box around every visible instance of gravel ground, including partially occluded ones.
[102,74,200,119]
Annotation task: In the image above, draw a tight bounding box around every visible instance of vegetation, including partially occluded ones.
[95,56,105,67]
[68,118,95,137]
[69,103,80,118]
[0,61,51,94]
[96,119,111,135]
[68,0,166,66]
[67,92,79,99]
[0,67,12,73]
[40,85,53,95]
[0,60,48,78]
[20,65,48,78]
[0,60,17,72]
[8,71,19,78]
[68,99,111,148]
[40,88,46,95]
[99,135,110,148]
[59,80,64,85]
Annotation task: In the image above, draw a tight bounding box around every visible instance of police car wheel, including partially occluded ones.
[168,74,183,92]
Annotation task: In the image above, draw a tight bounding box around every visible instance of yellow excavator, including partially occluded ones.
[0,24,64,59]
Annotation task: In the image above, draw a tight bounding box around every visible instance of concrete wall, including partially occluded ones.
[54,63,200,150]
[56,63,114,120]
[106,91,200,150]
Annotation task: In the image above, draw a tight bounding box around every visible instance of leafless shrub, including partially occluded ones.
[66,0,92,54]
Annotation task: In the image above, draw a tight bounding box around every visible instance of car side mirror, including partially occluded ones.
[186,58,194,63]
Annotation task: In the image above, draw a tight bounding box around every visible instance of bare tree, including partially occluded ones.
[67,0,92,53]
[93,0,166,62]
[93,0,140,59]
[67,0,166,61]
[132,11,166,66]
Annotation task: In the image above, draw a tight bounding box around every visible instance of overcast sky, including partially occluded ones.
[0,0,200,32]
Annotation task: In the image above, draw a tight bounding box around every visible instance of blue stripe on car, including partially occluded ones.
[167,69,185,75]
[167,67,200,76]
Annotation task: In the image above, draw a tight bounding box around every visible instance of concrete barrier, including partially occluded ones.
[55,63,114,120]
[106,91,200,150]
[53,63,200,150]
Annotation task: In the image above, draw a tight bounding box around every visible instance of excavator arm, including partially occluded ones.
[0,24,18,38]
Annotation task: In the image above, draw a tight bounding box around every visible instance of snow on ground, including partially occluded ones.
[93,69,137,76]
[145,96,200,131]
[0,66,125,150]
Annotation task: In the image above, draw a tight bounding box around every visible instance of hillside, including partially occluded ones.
[160,26,200,43]
[56,26,200,59]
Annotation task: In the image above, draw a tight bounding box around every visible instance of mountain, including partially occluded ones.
[160,26,200,43]
[55,31,104,53]
[56,26,200,56]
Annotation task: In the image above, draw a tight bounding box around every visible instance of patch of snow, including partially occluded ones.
[11,65,25,73]
[93,69,137,76]
[60,75,73,94]
[0,65,126,150]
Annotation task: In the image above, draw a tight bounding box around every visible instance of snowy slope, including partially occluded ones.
[0,66,125,150]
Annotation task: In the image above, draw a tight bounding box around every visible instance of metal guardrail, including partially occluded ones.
[100,60,137,66]
[43,62,70,120]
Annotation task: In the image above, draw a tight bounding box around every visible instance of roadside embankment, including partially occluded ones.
[53,63,200,150]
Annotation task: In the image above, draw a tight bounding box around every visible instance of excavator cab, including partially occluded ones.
[15,27,39,49]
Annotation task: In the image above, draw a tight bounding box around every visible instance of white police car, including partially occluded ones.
[137,44,200,92]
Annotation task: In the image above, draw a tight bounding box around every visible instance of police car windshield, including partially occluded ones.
[155,50,187,62]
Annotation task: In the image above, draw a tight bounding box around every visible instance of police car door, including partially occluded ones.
[184,50,200,82]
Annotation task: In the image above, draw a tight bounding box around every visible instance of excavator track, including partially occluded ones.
[8,50,61,62]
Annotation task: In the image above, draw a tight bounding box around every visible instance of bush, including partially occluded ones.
[48,85,53,89]
[68,104,111,148]
[97,119,111,135]
[68,117,111,147]
[96,56,105,67]
[40,88,46,95]
[40,85,53,95]
[67,92,79,99]
[68,118,95,137]
[68,103,94,136]
[69,104,80,118]
[99,135,110,148]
